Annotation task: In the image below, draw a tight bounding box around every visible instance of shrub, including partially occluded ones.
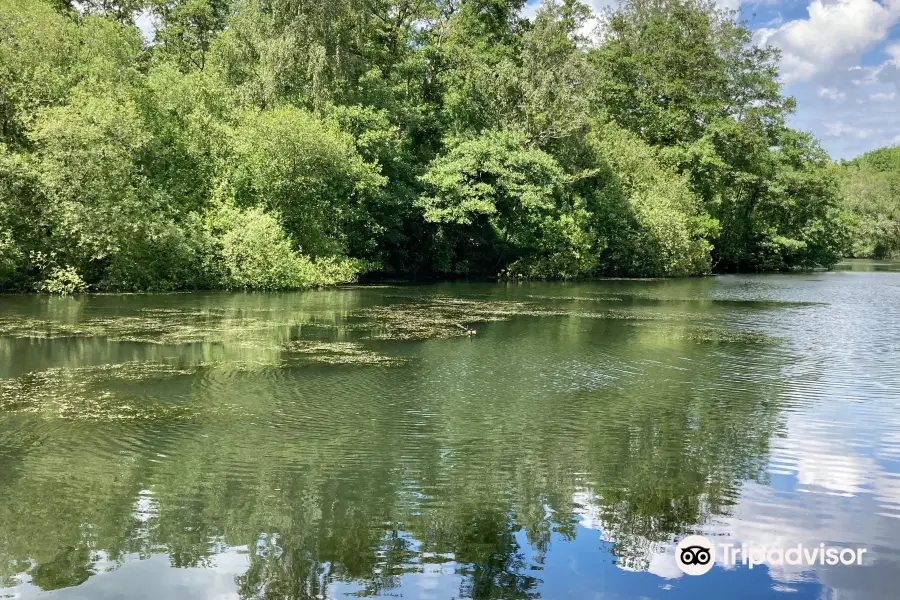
[419,129,603,277]
[205,204,360,290]
[37,265,86,295]
[587,122,715,277]
[225,106,385,258]
[102,215,217,291]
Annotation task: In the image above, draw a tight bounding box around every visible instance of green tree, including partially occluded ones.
[0,0,77,149]
[590,0,842,271]
[223,106,386,259]
[520,0,595,148]
[30,89,159,284]
[590,0,787,148]
[149,0,229,71]
[435,0,526,138]
[585,121,715,276]
[838,146,900,259]
[65,0,146,23]
[0,0,864,291]
[419,129,604,277]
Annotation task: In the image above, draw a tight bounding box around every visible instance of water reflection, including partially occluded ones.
[834,258,900,272]
[1,274,898,599]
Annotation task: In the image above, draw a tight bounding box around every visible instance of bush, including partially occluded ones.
[419,129,603,277]
[102,215,217,291]
[37,265,86,295]
[225,106,385,258]
[838,148,900,259]
[205,204,360,290]
[0,229,20,283]
[587,122,715,277]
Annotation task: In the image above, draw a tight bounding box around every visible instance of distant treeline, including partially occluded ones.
[0,0,890,292]
[837,146,900,260]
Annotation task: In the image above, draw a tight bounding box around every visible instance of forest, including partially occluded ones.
[0,0,897,292]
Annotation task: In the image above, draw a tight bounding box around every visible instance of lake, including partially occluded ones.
[1,261,899,599]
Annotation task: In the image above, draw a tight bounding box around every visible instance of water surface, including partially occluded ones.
[1,264,899,599]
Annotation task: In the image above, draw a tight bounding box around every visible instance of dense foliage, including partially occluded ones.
[837,146,900,259]
[0,0,864,291]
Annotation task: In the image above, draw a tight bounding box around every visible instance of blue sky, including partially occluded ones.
[523,0,900,160]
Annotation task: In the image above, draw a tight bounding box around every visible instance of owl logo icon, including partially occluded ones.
[676,535,716,575]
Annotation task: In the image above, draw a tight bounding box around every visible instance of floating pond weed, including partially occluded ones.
[0,291,776,420]
[281,341,406,365]
[355,296,571,340]
[0,362,198,421]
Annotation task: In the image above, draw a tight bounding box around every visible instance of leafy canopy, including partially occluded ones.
[0,0,870,292]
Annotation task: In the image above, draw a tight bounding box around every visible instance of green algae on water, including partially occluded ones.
[0,361,198,421]
[355,296,570,340]
[281,341,407,365]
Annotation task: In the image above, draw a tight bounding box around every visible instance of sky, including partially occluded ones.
[522,0,900,160]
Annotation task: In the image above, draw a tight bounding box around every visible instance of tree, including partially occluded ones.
[585,121,716,276]
[149,0,229,71]
[0,0,77,149]
[838,146,900,259]
[0,0,861,291]
[66,0,147,23]
[223,106,386,259]
[520,0,595,148]
[590,0,843,271]
[435,0,527,138]
[419,129,604,277]
[590,0,788,148]
[30,90,158,282]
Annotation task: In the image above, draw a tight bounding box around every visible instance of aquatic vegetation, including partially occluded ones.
[0,344,404,421]
[0,313,306,347]
[356,296,570,340]
[0,295,773,351]
[0,291,778,423]
[346,294,779,360]
[281,341,406,365]
[525,294,624,302]
[0,362,198,421]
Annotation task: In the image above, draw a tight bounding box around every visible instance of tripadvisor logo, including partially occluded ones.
[675,535,868,576]
[676,535,716,575]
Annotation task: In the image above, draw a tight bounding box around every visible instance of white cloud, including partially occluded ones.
[874,55,900,86]
[887,43,900,60]
[586,0,620,10]
[819,87,847,101]
[825,121,874,138]
[759,0,900,82]
[775,2,900,158]
[521,0,541,20]
[838,47,900,90]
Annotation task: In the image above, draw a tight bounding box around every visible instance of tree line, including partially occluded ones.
[836,146,900,260]
[0,0,892,292]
